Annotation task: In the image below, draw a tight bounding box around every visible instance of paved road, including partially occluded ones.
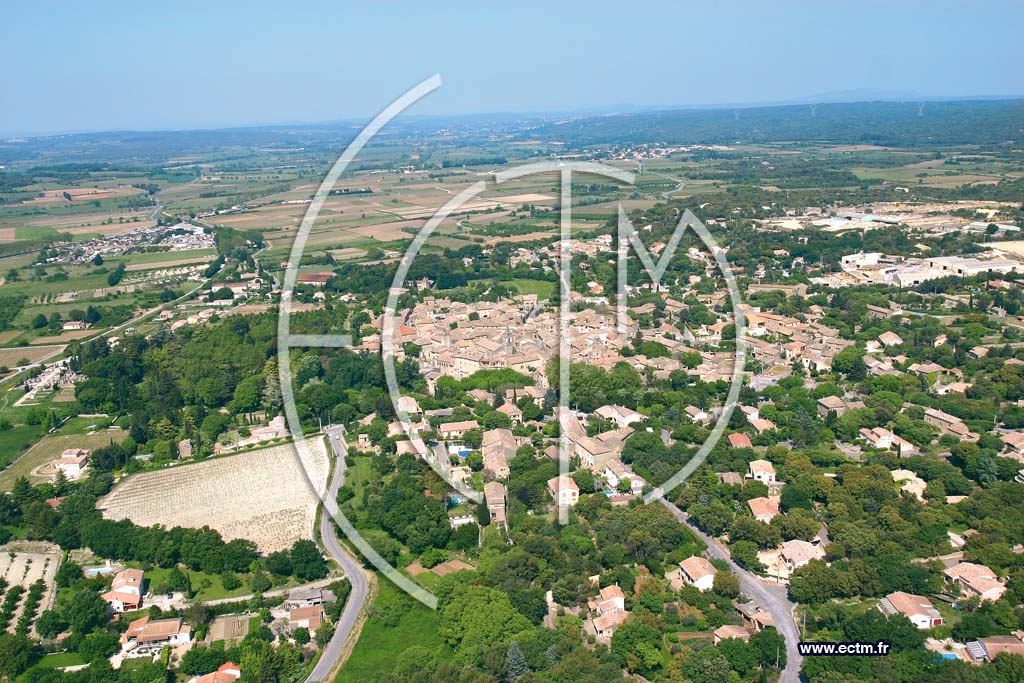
[658,498,803,683]
[305,427,369,683]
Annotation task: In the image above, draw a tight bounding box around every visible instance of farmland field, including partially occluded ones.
[98,439,330,551]
[0,345,65,367]
[0,541,61,636]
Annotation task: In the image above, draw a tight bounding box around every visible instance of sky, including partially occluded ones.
[3,1,1023,136]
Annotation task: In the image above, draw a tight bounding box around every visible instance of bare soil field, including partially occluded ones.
[98,439,330,552]
[328,247,368,260]
[30,330,94,345]
[125,256,213,272]
[0,344,65,367]
[988,242,1024,258]
[346,219,424,241]
[0,330,26,346]
[206,614,250,644]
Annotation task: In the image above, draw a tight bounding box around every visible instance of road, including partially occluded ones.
[305,427,369,683]
[658,498,803,683]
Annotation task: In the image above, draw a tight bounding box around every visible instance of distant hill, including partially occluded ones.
[520,99,1024,148]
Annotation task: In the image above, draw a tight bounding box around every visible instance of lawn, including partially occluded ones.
[143,566,252,602]
[139,566,297,602]
[0,420,120,491]
[502,279,555,299]
[0,424,46,471]
[18,651,85,680]
[335,578,450,683]
[341,455,372,511]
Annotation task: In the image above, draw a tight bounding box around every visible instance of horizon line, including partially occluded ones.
[3,93,1023,141]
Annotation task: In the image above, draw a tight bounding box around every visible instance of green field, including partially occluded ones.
[32,652,85,670]
[335,578,450,683]
[502,279,555,299]
[0,423,47,472]
[140,565,300,602]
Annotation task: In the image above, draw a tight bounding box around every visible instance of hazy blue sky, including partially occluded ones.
[3,1,1022,135]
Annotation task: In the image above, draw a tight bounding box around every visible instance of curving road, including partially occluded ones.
[305,427,369,683]
[658,498,802,683]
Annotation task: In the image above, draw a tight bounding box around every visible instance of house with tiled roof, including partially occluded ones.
[288,605,324,631]
[779,539,826,571]
[944,562,1006,603]
[729,433,753,449]
[188,663,241,683]
[878,592,942,629]
[747,497,780,523]
[438,420,480,440]
[547,475,580,508]
[966,632,1024,663]
[483,481,507,526]
[667,556,717,592]
[816,395,848,417]
[860,427,916,456]
[120,616,191,655]
[102,568,144,613]
[587,584,629,644]
[713,625,751,644]
[747,459,776,483]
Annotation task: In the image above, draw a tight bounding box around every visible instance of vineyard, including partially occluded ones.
[98,439,330,552]
[0,543,61,637]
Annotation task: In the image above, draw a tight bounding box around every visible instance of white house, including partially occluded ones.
[669,556,717,592]
[121,616,191,655]
[594,405,646,429]
[878,592,943,629]
[102,568,144,612]
[55,448,90,480]
[748,459,776,484]
[547,475,580,508]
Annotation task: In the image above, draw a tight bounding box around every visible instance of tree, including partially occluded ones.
[0,633,35,678]
[293,627,310,645]
[713,571,740,598]
[34,610,66,639]
[572,469,596,493]
[61,590,108,634]
[250,572,272,593]
[439,586,531,659]
[477,502,491,527]
[610,621,660,668]
[506,641,529,681]
[750,629,787,669]
[265,550,292,576]
[290,539,327,580]
[78,631,120,662]
[682,646,731,683]
[221,572,242,591]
